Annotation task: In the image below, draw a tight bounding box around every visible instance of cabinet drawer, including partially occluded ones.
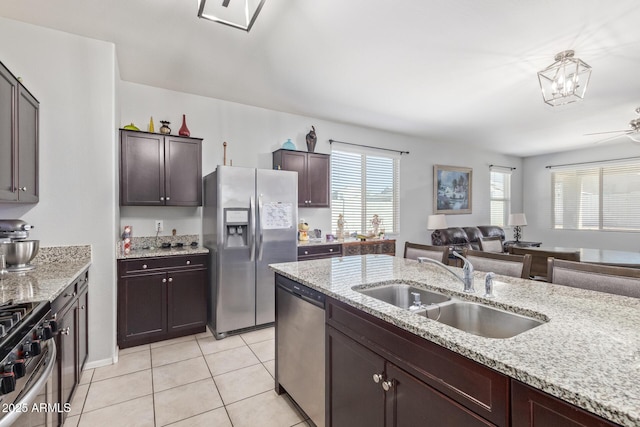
[52,270,89,315]
[119,254,207,275]
[298,244,342,260]
[327,297,509,427]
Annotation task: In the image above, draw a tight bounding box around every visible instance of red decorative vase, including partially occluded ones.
[178,114,190,137]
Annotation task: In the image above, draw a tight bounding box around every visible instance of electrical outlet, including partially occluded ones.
[155,220,163,232]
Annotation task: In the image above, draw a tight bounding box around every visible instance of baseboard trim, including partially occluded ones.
[83,356,117,370]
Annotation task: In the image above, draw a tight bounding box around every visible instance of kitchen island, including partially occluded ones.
[270,255,639,426]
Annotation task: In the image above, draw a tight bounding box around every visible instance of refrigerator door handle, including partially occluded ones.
[258,194,265,261]
[249,196,256,261]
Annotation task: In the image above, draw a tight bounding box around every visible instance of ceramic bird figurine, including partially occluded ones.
[306,126,317,152]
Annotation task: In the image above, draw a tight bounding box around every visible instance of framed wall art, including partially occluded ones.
[434,165,472,214]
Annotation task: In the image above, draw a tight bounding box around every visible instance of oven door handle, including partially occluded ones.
[0,341,57,427]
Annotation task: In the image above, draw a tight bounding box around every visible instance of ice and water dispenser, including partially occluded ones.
[224,208,250,247]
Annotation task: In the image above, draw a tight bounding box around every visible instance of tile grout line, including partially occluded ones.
[78,330,284,427]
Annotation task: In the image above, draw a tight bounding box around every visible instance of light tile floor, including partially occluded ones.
[63,327,312,427]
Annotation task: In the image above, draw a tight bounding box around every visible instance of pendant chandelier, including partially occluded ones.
[197,0,266,32]
[537,50,592,107]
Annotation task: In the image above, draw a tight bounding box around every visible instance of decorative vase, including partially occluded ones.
[305,125,317,152]
[179,114,190,137]
[149,117,155,133]
[159,121,171,135]
[282,138,296,150]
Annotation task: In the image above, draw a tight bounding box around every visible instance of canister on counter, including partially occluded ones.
[122,225,132,255]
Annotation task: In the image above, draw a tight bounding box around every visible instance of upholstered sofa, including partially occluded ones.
[430,226,506,252]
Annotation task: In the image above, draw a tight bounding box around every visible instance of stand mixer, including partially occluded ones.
[0,219,39,272]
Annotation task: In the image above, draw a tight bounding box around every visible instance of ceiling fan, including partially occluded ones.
[585,107,640,144]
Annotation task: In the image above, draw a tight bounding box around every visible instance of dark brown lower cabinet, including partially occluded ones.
[327,326,494,427]
[326,296,509,427]
[511,381,619,427]
[52,269,89,426]
[117,254,207,348]
[327,327,385,427]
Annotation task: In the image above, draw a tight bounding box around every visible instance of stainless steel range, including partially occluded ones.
[0,300,56,427]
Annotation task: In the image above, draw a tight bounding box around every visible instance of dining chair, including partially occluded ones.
[508,247,580,281]
[462,248,532,279]
[404,242,449,264]
[479,236,504,253]
[548,259,640,298]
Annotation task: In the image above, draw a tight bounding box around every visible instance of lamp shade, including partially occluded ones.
[427,214,448,230]
[508,213,527,227]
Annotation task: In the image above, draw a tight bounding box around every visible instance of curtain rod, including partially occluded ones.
[545,156,640,169]
[328,139,409,155]
[489,164,516,171]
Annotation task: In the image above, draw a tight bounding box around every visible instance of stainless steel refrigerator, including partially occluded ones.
[203,166,298,339]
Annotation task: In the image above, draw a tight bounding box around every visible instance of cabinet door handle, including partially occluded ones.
[382,379,394,392]
[162,278,167,283]
[166,197,170,201]
[80,305,86,310]
[186,260,191,265]
[142,264,148,269]
[372,373,384,383]
[304,251,309,255]
[329,248,334,252]
[61,327,70,336]
[20,187,27,192]
[168,277,173,282]
[160,197,165,201]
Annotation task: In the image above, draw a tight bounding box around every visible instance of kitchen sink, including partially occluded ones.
[418,301,545,339]
[353,283,451,309]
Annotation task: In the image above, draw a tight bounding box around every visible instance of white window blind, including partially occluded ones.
[490,168,511,227]
[331,149,400,235]
[552,162,640,231]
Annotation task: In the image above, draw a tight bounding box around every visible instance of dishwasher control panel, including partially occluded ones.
[276,274,325,308]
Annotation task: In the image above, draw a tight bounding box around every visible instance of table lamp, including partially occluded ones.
[427,214,447,231]
[508,213,527,242]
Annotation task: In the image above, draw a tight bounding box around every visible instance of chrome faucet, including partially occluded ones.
[417,252,475,293]
[484,272,495,298]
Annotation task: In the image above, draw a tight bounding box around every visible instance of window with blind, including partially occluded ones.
[330,149,400,235]
[490,168,511,227]
[552,162,640,231]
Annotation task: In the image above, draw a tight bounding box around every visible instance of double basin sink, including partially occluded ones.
[353,282,545,339]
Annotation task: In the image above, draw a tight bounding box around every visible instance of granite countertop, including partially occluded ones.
[297,238,395,247]
[117,245,209,260]
[116,234,209,259]
[0,245,92,304]
[269,255,640,426]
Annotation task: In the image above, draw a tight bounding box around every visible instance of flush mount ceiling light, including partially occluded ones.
[537,50,592,107]
[197,0,266,32]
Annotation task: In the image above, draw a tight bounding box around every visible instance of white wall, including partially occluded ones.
[523,141,639,251]
[120,82,523,250]
[0,17,118,366]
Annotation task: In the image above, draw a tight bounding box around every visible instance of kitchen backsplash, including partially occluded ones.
[122,234,200,250]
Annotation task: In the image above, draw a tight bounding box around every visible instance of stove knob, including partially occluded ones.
[31,340,42,356]
[21,340,32,359]
[48,320,58,333]
[42,325,53,340]
[12,360,26,379]
[0,367,16,395]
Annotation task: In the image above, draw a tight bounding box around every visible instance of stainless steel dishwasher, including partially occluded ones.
[276,274,325,427]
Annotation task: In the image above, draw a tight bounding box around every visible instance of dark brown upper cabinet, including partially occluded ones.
[120,130,202,206]
[0,61,39,203]
[273,149,330,208]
